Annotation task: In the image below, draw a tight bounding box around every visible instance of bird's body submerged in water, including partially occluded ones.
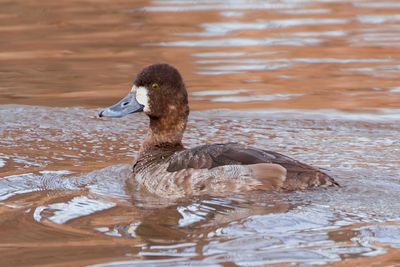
[99,64,338,198]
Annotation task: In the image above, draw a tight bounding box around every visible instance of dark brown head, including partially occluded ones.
[99,64,190,150]
[99,64,189,120]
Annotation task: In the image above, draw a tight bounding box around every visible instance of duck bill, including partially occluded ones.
[99,92,144,118]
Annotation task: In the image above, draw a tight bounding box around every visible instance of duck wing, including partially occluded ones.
[167,143,338,189]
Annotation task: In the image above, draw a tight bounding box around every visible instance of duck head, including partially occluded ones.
[99,64,189,150]
[99,64,188,118]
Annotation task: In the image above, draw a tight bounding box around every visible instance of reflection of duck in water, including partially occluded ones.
[99,64,338,198]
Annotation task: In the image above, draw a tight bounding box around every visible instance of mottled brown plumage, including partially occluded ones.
[166,143,338,190]
[100,63,338,198]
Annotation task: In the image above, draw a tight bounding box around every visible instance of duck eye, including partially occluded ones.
[151,83,160,90]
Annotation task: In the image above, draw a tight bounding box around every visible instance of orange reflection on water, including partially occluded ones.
[0,0,400,110]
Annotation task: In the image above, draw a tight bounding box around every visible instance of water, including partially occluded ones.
[1,106,399,266]
[2,0,400,110]
[1,0,400,266]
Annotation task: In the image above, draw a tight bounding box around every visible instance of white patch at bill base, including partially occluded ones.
[132,85,150,112]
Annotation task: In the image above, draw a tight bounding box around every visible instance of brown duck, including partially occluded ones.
[99,64,338,198]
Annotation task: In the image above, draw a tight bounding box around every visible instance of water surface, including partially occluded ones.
[1,0,400,110]
[1,105,400,266]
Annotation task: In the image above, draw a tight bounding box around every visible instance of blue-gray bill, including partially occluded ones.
[98,92,144,118]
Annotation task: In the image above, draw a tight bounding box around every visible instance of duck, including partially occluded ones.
[99,63,338,198]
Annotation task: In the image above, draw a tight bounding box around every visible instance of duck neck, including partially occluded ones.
[140,112,188,154]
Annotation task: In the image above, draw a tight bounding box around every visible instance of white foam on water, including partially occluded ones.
[199,19,348,36]
[157,37,322,47]
[33,196,116,224]
[39,170,74,175]
[390,87,400,93]
[0,158,5,168]
[357,14,400,24]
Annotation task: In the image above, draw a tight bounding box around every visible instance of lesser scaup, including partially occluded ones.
[99,64,338,198]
